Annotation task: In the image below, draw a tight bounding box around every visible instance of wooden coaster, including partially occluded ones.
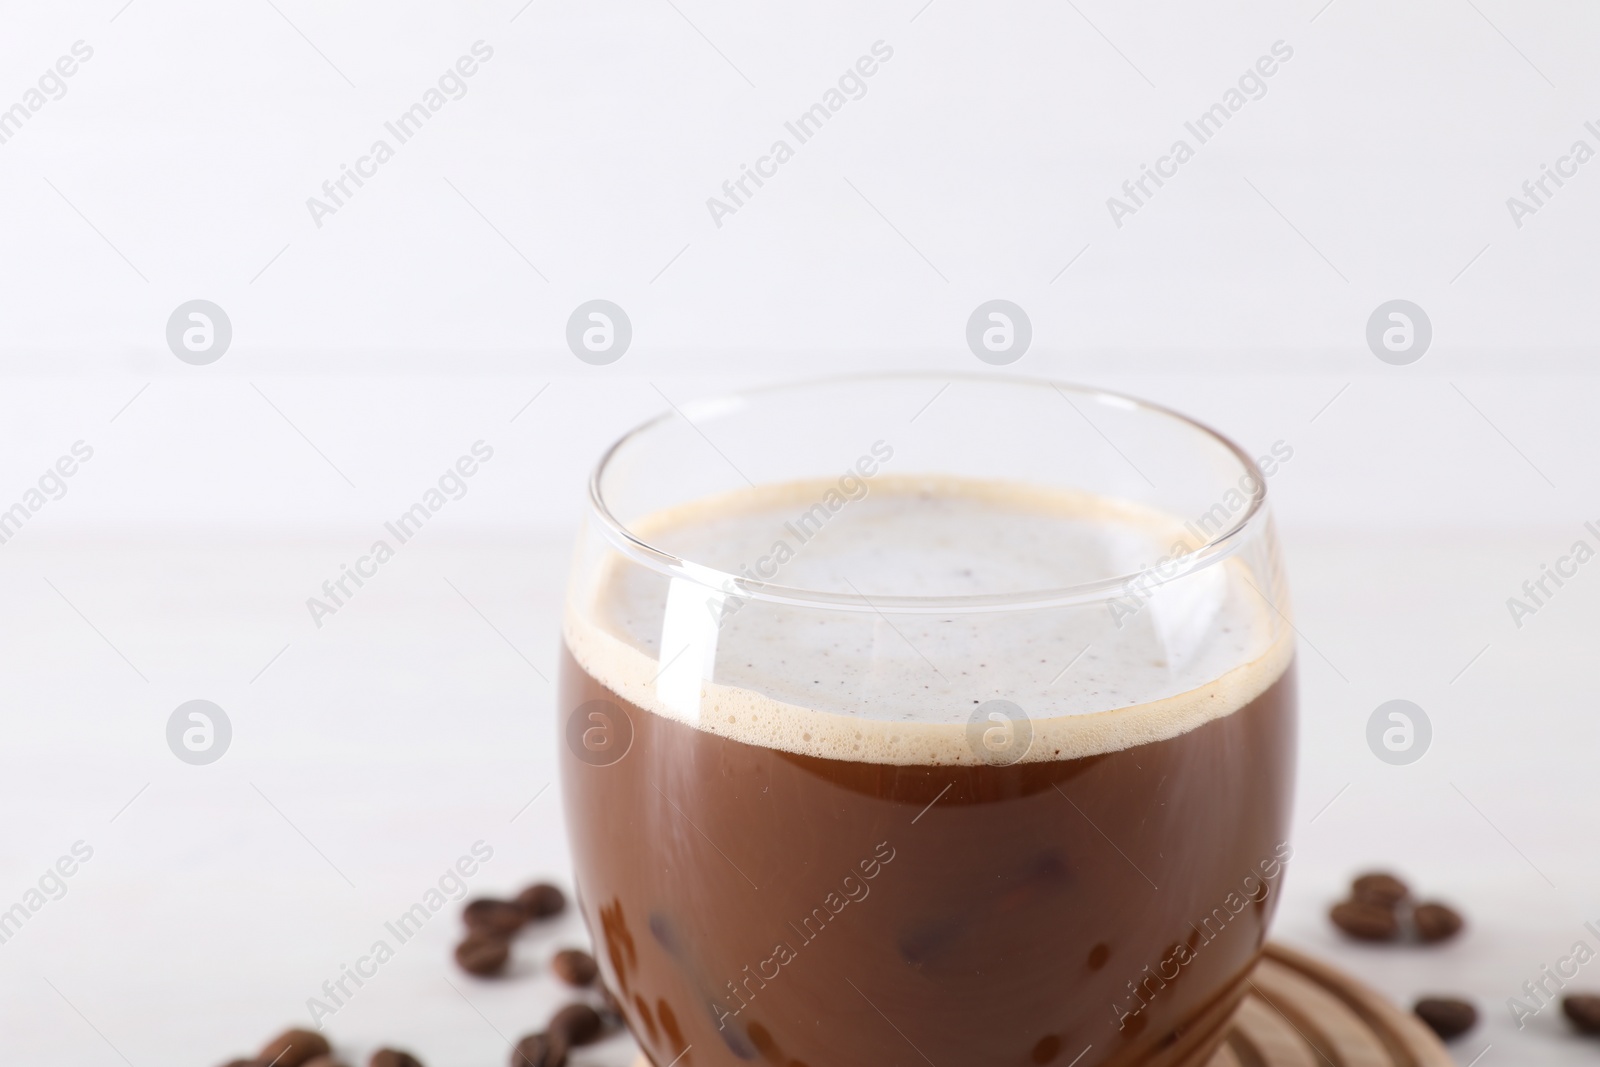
[1217,942,1451,1067]
[630,942,1451,1067]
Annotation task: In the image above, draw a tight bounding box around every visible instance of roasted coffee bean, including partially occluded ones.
[1330,899,1400,941]
[1563,993,1600,1034]
[510,1032,567,1067]
[1351,872,1409,908]
[1413,902,1464,943]
[260,1028,332,1067]
[464,898,528,937]
[548,1003,604,1046]
[455,933,511,976]
[370,1051,425,1067]
[517,882,566,919]
[1414,997,1476,1039]
[302,1057,349,1067]
[551,948,598,987]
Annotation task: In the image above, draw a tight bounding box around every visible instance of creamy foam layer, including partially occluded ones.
[566,475,1293,765]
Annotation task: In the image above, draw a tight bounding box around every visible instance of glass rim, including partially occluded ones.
[586,372,1270,614]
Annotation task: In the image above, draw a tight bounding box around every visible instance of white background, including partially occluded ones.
[1,1,1598,1064]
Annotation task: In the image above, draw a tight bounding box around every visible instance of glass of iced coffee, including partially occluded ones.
[559,375,1296,1067]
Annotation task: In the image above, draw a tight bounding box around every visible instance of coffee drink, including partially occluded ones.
[561,474,1295,1067]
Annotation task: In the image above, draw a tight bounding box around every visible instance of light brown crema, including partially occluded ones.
[566,475,1293,766]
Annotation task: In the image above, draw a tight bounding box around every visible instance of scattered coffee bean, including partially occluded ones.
[1414,997,1476,1040]
[455,933,511,976]
[1563,993,1600,1034]
[551,948,598,987]
[1330,899,1400,942]
[548,1003,603,1047]
[370,1051,425,1067]
[1413,902,1464,943]
[1352,872,1409,908]
[260,1028,332,1067]
[517,883,566,920]
[464,898,528,937]
[511,1032,567,1067]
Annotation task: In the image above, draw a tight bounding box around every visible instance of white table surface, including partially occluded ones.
[1,526,1596,1067]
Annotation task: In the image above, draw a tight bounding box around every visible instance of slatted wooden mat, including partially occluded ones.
[630,942,1451,1067]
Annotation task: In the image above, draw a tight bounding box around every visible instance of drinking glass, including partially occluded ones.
[559,374,1296,1067]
